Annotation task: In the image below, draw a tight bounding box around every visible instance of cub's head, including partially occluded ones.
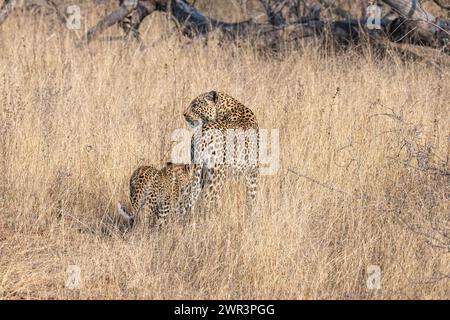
[183,91,220,128]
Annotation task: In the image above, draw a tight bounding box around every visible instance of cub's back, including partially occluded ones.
[129,165,159,212]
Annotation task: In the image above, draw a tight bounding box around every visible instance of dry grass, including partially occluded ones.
[0,9,449,299]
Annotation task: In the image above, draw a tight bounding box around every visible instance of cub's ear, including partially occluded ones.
[206,90,218,103]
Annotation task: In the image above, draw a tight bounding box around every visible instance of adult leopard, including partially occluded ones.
[179,90,259,215]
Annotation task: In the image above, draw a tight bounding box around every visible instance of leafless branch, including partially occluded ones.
[433,0,450,10]
[80,1,139,44]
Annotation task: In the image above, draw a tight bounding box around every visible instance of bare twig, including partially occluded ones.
[287,168,350,196]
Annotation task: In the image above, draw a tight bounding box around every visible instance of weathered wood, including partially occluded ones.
[80,0,448,52]
[82,0,256,43]
[81,1,140,44]
[433,0,450,10]
[381,0,438,45]
[170,0,256,37]
[0,0,16,25]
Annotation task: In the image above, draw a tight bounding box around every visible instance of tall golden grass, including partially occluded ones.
[0,9,449,299]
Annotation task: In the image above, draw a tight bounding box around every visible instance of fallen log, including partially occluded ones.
[80,0,448,52]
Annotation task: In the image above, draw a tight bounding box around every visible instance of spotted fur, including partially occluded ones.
[179,91,259,215]
[117,162,193,227]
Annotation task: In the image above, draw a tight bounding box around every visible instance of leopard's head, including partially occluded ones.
[183,91,220,128]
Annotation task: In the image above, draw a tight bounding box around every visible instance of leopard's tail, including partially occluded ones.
[116,202,135,226]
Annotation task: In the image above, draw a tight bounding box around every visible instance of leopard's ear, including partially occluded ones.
[206,90,218,103]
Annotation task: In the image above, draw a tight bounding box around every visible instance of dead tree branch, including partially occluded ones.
[259,0,287,26]
[81,1,139,44]
[381,0,447,46]
[433,0,450,11]
[80,0,449,53]
[319,0,352,20]
[0,0,16,25]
